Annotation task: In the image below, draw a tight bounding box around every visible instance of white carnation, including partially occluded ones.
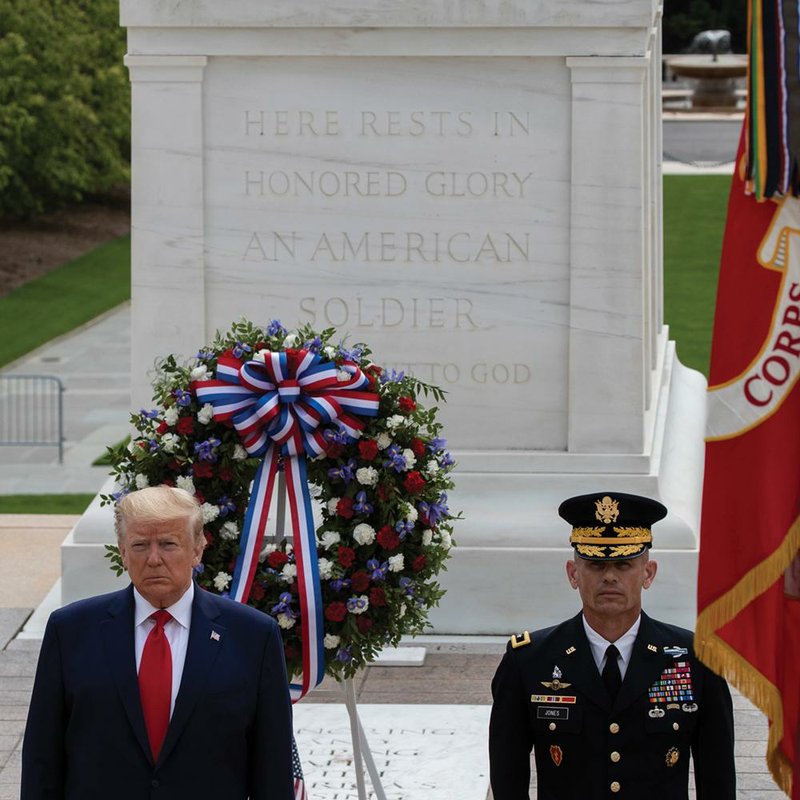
[320,531,341,549]
[422,529,434,547]
[283,333,299,347]
[403,449,417,469]
[213,571,232,591]
[424,460,439,477]
[356,467,378,487]
[323,346,336,359]
[282,563,297,580]
[398,602,407,618]
[324,633,340,649]
[388,554,405,572]
[219,521,239,541]
[386,414,405,430]
[403,503,418,523]
[353,523,376,546]
[197,403,214,424]
[161,433,180,453]
[318,558,333,579]
[190,365,209,381]
[201,503,220,524]
[277,613,296,630]
[164,406,179,426]
[327,497,341,514]
[233,444,248,461]
[439,530,452,550]
[135,474,150,490]
[176,475,195,495]
[376,432,392,450]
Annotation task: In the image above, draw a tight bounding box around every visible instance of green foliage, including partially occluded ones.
[663,0,746,53]
[663,174,732,377]
[0,493,94,513]
[0,234,130,368]
[0,0,130,217]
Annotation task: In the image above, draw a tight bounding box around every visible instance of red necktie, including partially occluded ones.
[138,610,172,760]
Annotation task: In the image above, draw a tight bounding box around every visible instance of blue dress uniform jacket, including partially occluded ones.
[21,584,294,800]
[489,612,736,800]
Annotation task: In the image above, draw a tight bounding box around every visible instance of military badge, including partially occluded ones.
[664,646,689,658]
[541,665,572,692]
[595,495,620,524]
[648,661,694,704]
[648,707,665,718]
[550,745,563,767]
[665,747,680,767]
[682,702,698,713]
[510,631,531,649]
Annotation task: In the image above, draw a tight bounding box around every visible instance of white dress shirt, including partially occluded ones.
[582,613,641,680]
[133,582,194,717]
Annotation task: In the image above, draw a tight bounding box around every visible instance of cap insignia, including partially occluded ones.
[595,496,620,524]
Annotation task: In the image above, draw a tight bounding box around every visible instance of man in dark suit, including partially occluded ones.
[21,485,294,799]
[489,491,736,799]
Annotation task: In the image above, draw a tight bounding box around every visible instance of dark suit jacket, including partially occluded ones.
[489,612,736,800]
[21,584,294,800]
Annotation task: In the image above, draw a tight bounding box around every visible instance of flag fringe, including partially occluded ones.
[696,515,800,797]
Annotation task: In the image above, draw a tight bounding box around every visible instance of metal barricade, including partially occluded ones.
[0,374,64,463]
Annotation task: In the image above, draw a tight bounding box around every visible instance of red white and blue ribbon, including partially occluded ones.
[194,347,379,700]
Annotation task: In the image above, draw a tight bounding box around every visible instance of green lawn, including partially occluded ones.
[0,494,95,514]
[663,174,732,377]
[0,234,130,368]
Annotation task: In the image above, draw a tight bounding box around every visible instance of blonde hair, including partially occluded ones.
[115,486,203,544]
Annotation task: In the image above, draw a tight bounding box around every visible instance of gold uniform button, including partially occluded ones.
[610,781,621,793]
[609,722,620,734]
[549,722,556,731]
[673,722,680,731]
[610,751,621,763]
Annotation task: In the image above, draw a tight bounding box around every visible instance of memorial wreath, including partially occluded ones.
[102,319,456,694]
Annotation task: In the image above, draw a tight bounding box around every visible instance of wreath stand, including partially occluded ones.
[272,471,388,800]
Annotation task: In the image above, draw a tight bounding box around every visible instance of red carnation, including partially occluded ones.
[351,570,370,592]
[162,478,175,487]
[167,459,181,471]
[403,471,426,495]
[138,441,148,450]
[267,550,289,569]
[156,420,169,435]
[377,525,401,551]
[250,583,266,601]
[366,364,383,377]
[358,439,379,461]
[412,554,427,572]
[369,587,387,607]
[204,531,214,546]
[398,396,416,414]
[356,616,374,633]
[337,546,356,568]
[325,602,347,622]
[377,484,391,502]
[337,497,355,519]
[218,466,233,482]
[193,461,213,479]
[176,416,194,435]
[326,442,345,458]
[194,492,205,504]
[410,438,426,458]
[284,643,300,660]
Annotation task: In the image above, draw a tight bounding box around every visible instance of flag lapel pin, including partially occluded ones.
[210,630,221,642]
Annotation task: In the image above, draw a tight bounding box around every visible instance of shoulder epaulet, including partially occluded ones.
[510,630,531,649]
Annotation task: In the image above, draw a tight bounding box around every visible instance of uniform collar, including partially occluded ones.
[581,612,641,672]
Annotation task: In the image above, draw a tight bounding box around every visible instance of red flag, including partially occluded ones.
[697,129,800,797]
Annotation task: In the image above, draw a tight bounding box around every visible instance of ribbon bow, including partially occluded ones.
[194,347,379,699]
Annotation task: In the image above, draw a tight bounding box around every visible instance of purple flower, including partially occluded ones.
[327,458,357,484]
[439,451,455,468]
[304,336,322,353]
[379,369,405,384]
[173,389,192,407]
[194,437,222,463]
[347,595,368,613]
[148,439,159,453]
[110,488,130,503]
[330,578,352,593]
[217,495,236,517]
[266,320,287,337]
[232,341,252,359]
[399,577,415,597]
[323,426,349,445]
[395,519,414,539]
[366,558,388,582]
[419,493,449,526]
[383,444,407,473]
[337,344,363,363]
[139,408,159,420]
[192,563,205,576]
[428,437,447,453]
[195,349,214,362]
[271,592,296,617]
[353,490,373,516]
[336,646,352,663]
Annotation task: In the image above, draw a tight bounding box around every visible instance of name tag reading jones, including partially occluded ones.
[536,707,570,720]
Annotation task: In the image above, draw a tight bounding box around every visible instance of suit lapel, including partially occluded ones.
[157,588,226,766]
[99,585,153,764]
[614,612,668,714]
[558,613,611,712]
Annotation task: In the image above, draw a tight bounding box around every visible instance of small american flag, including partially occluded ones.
[292,737,308,800]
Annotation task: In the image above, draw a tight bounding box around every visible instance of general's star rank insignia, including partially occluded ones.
[550,745,563,767]
[541,664,572,691]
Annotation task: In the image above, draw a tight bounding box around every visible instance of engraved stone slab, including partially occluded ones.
[293,703,490,799]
